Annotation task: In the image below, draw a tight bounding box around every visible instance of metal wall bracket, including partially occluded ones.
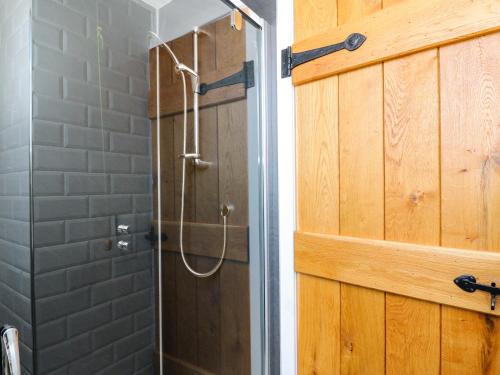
[454,274,499,311]
[281,33,366,78]
[199,60,255,95]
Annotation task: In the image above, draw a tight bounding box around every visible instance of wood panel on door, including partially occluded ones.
[294,0,500,373]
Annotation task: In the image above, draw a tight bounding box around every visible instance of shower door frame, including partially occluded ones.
[215,3,275,375]
[153,1,274,374]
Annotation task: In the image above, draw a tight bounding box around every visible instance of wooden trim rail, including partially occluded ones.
[154,220,249,263]
[291,0,500,85]
[149,62,247,118]
[295,231,500,316]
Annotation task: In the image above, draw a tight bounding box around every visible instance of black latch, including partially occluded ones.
[454,274,499,311]
[281,33,366,78]
[145,225,168,247]
[199,60,255,95]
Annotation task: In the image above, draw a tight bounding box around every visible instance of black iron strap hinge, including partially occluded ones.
[454,274,500,311]
[281,33,366,78]
[199,60,255,95]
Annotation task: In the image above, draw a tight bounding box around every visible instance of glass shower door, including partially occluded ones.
[151,5,264,374]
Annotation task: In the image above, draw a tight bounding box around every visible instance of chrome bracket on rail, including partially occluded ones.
[198,60,255,95]
[281,33,366,78]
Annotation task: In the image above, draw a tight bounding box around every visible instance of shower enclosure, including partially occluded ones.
[0,0,267,373]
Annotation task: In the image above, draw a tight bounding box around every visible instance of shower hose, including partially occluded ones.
[149,31,228,278]
[177,54,229,278]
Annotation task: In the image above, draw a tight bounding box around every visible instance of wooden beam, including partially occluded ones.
[295,232,500,316]
[149,62,247,118]
[291,0,500,85]
[154,220,248,263]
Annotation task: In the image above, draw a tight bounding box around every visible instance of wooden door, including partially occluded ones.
[293,0,500,374]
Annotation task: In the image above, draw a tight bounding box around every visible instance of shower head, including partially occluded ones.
[148,31,180,66]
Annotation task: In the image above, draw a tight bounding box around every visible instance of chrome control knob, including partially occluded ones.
[117,225,130,235]
[117,241,130,251]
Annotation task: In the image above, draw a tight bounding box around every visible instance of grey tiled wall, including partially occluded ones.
[32,0,154,374]
[0,0,34,373]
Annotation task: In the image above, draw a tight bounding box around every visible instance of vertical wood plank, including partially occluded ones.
[440,34,500,253]
[196,257,221,373]
[152,118,175,222]
[163,252,177,356]
[217,100,248,226]
[149,47,173,110]
[198,23,216,76]
[384,50,440,245]
[296,76,339,234]
[171,33,194,83]
[294,0,337,41]
[298,274,341,375]
[339,65,385,375]
[442,307,500,375]
[175,254,198,365]
[195,107,219,225]
[174,112,196,221]
[194,87,220,374]
[295,1,340,372]
[340,284,385,375]
[384,49,441,375]
[338,62,384,240]
[386,295,441,374]
[337,2,386,373]
[215,16,246,69]
[220,261,250,375]
[440,33,500,375]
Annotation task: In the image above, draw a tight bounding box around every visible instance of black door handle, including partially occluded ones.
[454,275,499,311]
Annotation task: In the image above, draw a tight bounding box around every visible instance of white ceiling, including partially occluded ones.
[140,0,173,8]
[157,0,229,42]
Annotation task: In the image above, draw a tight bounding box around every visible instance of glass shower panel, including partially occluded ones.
[152,5,263,374]
[31,1,155,373]
[0,0,33,373]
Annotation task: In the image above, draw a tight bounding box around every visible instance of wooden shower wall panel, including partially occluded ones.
[197,259,221,374]
[149,19,247,118]
[217,100,248,227]
[152,118,175,221]
[173,112,195,221]
[151,14,251,375]
[196,107,219,224]
[295,0,500,373]
[163,252,177,356]
[220,261,251,375]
